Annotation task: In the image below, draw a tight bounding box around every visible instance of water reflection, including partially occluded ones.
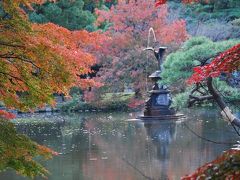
[16,121,64,143]
[0,109,239,180]
[144,121,176,179]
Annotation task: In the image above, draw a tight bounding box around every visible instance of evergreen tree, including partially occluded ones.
[161,37,240,108]
[29,0,96,31]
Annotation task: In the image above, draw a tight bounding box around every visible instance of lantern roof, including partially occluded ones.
[149,70,161,78]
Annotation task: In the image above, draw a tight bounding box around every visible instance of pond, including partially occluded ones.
[0,108,239,180]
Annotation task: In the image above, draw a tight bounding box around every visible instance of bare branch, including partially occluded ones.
[189,94,213,101]
[0,41,24,48]
[0,55,41,69]
[188,95,213,107]
[188,82,213,107]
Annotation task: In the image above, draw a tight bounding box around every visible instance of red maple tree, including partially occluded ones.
[188,43,240,84]
[92,0,188,104]
[0,0,106,111]
[0,0,106,177]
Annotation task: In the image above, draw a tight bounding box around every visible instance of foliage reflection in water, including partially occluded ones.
[0,109,239,180]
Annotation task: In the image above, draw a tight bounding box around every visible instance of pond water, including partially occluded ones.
[0,108,239,180]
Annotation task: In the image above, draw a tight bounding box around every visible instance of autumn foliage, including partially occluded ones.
[0,118,58,178]
[0,0,104,111]
[155,0,167,7]
[182,149,240,179]
[0,110,16,119]
[93,0,188,103]
[188,43,240,84]
[0,0,105,178]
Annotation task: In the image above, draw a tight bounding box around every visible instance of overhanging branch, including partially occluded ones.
[207,77,240,128]
[188,82,213,107]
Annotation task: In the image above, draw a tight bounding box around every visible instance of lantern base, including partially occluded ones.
[138,114,185,121]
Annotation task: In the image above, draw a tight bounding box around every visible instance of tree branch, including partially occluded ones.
[207,77,240,128]
[188,83,213,107]
[0,71,23,82]
[0,41,24,48]
[0,54,41,69]
[189,94,213,101]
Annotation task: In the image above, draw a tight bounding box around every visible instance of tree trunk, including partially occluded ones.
[207,77,240,128]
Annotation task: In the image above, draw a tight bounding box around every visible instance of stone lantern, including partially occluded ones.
[139,47,184,120]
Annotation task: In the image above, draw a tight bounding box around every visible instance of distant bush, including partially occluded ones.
[59,93,135,112]
[29,0,96,31]
[58,94,84,112]
[171,90,190,109]
[231,18,240,26]
[168,1,240,41]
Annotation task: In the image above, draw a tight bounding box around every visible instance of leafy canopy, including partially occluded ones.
[29,0,96,31]
[0,0,104,111]
[162,37,240,87]
[0,0,105,178]
[150,0,240,85]
[161,37,240,108]
[0,118,57,178]
[91,0,188,103]
[188,43,240,83]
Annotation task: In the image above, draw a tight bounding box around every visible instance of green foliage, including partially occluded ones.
[29,0,96,30]
[181,1,240,21]
[171,89,191,109]
[0,118,54,178]
[59,93,134,112]
[69,87,83,96]
[59,94,84,112]
[168,0,240,40]
[162,37,240,86]
[171,79,240,109]
[83,0,104,12]
[231,18,240,26]
[162,37,240,108]
[182,36,212,50]
[98,93,134,111]
[212,0,240,10]
[213,79,240,102]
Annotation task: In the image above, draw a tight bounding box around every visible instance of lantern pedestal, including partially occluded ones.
[138,70,185,121]
[136,46,185,121]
